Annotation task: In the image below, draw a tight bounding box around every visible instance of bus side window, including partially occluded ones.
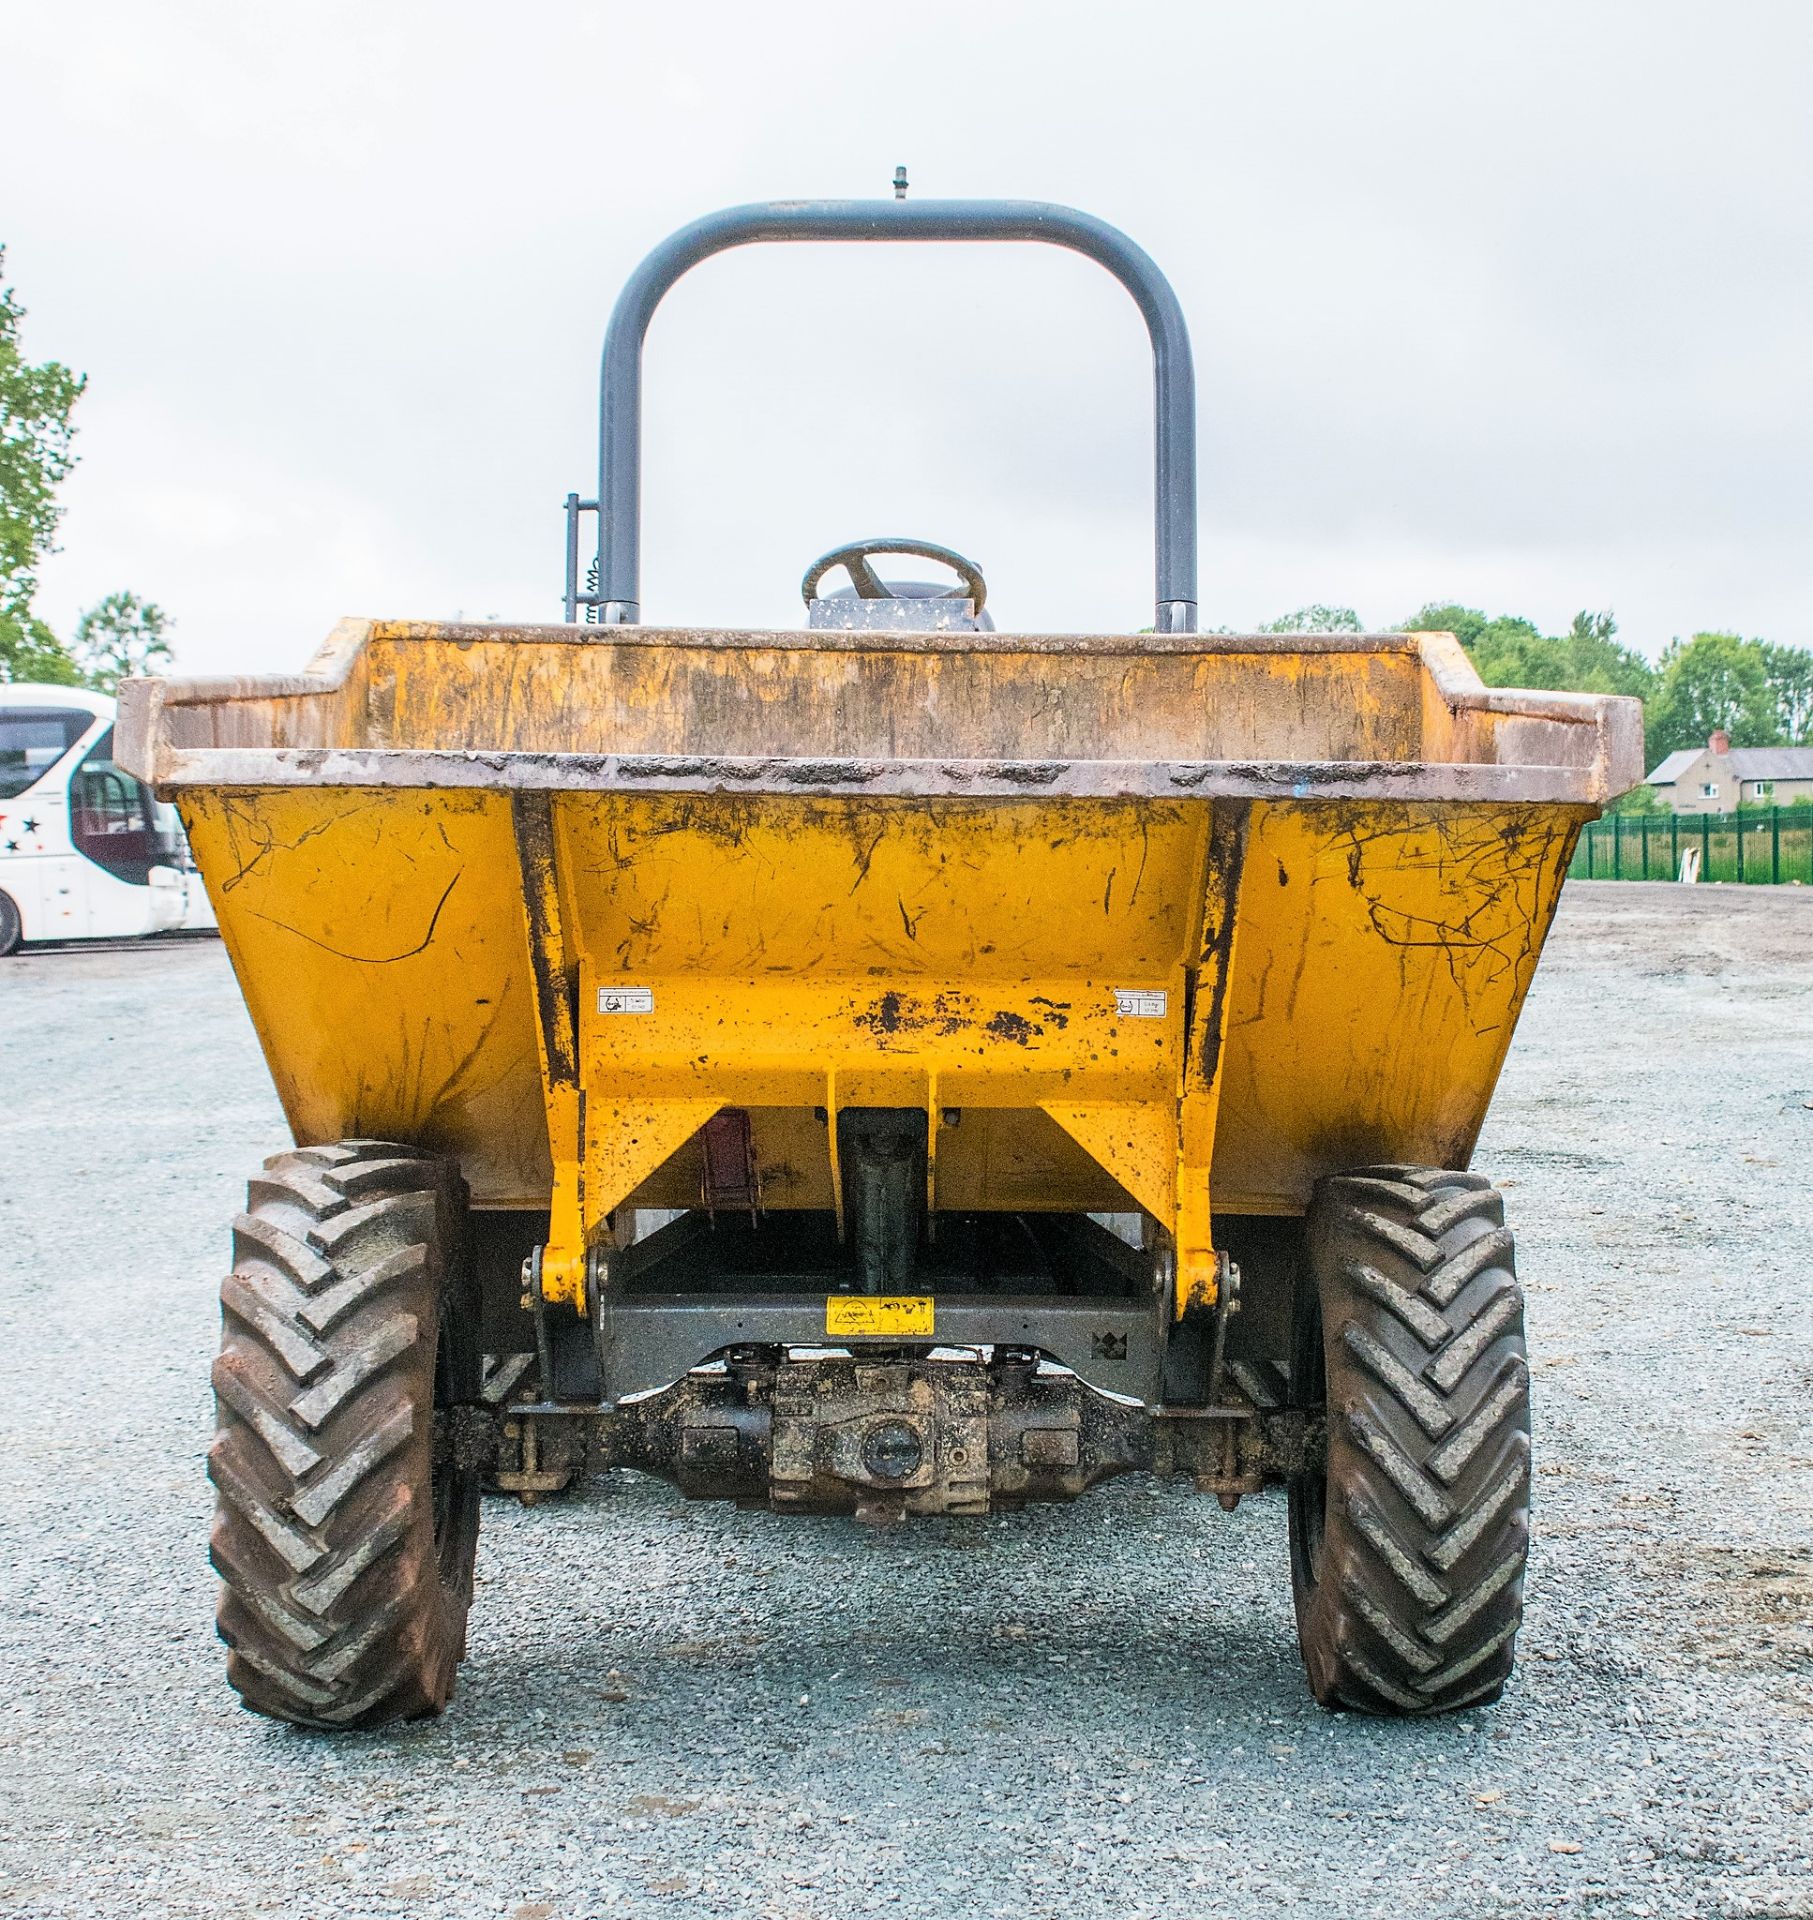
[70,728,161,885]
[0,708,90,799]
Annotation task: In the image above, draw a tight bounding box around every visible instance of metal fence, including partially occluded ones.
[1569,808,1813,885]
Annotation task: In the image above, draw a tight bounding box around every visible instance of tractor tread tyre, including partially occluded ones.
[1289,1163,1529,1716]
[209,1140,480,1729]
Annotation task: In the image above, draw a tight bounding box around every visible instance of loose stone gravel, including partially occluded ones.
[0,881,1809,1919]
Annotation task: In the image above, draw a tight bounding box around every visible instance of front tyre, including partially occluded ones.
[1289,1166,1530,1715]
[208,1140,481,1728]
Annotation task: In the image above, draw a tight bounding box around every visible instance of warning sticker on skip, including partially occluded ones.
[1112,988,1168,1019]
[596,986,655,1015]
[826,1296,934,1338]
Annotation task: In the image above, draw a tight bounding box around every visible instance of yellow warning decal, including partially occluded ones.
[825,1295,935,1337]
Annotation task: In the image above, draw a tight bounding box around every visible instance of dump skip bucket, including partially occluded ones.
[120,615,1640,1322]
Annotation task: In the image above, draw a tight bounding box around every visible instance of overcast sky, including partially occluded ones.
[7,0,1811,676]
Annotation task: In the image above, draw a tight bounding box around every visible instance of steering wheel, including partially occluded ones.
[801,538,988,615]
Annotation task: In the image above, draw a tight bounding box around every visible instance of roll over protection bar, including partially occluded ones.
[566,196,1198,633]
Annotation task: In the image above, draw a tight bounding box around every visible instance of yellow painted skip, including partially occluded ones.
[144,621,1623,1325]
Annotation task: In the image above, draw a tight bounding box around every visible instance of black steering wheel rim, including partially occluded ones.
[801,538,987,614]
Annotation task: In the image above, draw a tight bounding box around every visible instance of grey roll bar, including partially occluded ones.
[565,197,1198,633]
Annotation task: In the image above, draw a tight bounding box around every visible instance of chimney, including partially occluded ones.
[1709,728,1731,756]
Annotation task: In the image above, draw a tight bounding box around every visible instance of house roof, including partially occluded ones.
[1648,744,1813,784]
[1646,749,1700,785]
[1726,747,1813,780]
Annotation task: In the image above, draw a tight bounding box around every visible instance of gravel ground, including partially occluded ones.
[1,881,1810,1920]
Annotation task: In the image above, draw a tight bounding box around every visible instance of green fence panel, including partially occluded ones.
[1568,808,1813,885]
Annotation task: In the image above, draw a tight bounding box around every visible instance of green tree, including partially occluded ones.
[1404,602,1489,648]
[1472,620,1559,690]
[1258,604,1363,633]
[0,248,85,684]
[71,590,172,693]
[1558,610,1655,700]
[1609,778,1662,817]
[1404,602,1548,692]
[1645,632,1782,760]
[1760,641,1813,745]
[1401,602,1656,704]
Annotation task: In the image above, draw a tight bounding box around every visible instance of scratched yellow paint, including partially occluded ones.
[178,787,552,1204]
[360,625,1428,767]
[552,792,1214,1306]
[1210,799,1585,1211]
[555,792,1203,978]
[176,779,1581,1318]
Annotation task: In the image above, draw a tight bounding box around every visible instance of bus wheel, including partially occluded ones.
[0,891,22,956]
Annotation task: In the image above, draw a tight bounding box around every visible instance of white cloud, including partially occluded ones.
[10,0,1810,673]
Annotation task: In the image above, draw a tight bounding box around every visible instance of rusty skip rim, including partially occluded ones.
[127,617,1637,723]
[115,621,1646,806]
[136,747,1609,806]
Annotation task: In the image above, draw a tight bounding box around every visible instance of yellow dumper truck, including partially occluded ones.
[119,195,1642,1729]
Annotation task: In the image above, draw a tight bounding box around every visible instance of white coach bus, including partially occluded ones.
[0,683,215,956]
